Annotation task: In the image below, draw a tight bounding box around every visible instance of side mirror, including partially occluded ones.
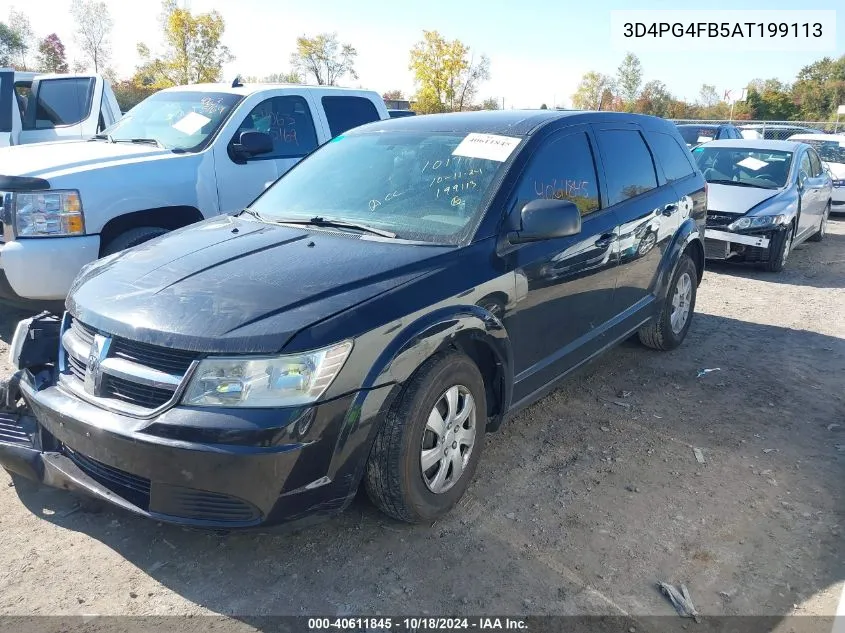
[232,130,274,158]
[507,199,582,244]
[798,170,808,189]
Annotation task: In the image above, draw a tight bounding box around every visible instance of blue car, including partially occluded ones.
[694,139,833,272]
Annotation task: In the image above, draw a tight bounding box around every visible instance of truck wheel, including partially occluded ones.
[808,203,829,242]
[764,223,793,272]
[364,352,486,523]
[103,227,169,256]
[638,254,697,351]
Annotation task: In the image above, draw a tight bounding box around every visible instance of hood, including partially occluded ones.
[706,183,782,215]
[824,161,845,179]
[67,215,450,354]
[0,139,173,179]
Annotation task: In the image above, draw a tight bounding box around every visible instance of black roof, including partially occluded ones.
[351,109,677,137]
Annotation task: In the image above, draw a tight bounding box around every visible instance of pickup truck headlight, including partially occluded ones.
[182,341,353,408]
[728,214,786,231]
[13,190,85,238]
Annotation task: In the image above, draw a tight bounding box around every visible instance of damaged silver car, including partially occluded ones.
[694,139,832,272]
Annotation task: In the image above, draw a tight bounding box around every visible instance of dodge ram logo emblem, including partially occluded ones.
[84,334,109,397]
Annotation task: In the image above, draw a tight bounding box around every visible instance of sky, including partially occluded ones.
[5,0,844,109]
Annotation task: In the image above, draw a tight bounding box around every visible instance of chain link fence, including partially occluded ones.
[670,119,843,141]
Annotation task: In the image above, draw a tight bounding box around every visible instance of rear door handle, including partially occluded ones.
[662,204,678,217]
[594,234,617,248]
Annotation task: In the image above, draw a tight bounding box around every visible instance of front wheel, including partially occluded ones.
[764,223,793,272]
[638,254,698,351]
[364,352,486,523]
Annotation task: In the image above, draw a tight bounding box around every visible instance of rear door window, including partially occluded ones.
[321,96,380,138]
[646,132,696,182]
[26,77,95,129]
[595,129,659,205]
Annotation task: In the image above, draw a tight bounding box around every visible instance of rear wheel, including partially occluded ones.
[638,254,697,351]
[102,226,169,256]
[809,203,829,242]
[764,223,793,272]
[364,352,486,523]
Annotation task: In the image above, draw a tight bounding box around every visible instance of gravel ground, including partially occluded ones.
[0,221,842,625]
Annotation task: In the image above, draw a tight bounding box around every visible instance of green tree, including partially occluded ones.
[70,0,112,72]
[36,33,68,73]
[244,71,303,84]
[409,30,487,113]
[697,84,720,108]
[135,1,234,87]
[480,97,499,110]
[540,103,548,109]
[744,79,797,120]
[616,52,643,108]
[0,22,25,67]
[571,72,615,110]
[291,32,357,86]
[7,8,33,69]
[382,89,405,100]
[792,55,845,120]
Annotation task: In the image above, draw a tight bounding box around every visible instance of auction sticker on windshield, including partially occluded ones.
[172,111,212,135]
[737,156,769,171]
[452,133,521,162]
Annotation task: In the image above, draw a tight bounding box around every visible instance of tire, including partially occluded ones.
[102,227,169,256]
[638,254,697,351]
[764,223,793,272]
[364,352,486,523]
[808,203,830,242]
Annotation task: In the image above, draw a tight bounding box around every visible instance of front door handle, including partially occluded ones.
[662,204,678,217]
[594,234,617,248]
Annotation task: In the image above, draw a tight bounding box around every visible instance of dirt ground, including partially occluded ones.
[0,221,842,626]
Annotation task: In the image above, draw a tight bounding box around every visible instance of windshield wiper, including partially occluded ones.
[239,208,266,221]
[112,138,165,148]
[275,216,397,238]
[91,133,115,143]
[707,179,771,189]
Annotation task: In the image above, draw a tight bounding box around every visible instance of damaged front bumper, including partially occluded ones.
[704,225,785,262]
[0,315,389,529]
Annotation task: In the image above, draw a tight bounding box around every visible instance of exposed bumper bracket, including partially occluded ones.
[705,229,770,249]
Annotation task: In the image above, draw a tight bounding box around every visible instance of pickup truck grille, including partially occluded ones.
[59,315,199,416]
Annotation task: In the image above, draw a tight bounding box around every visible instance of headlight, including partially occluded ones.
[728,214,786,231]
[13,190,85,237]
[182,341,353,408]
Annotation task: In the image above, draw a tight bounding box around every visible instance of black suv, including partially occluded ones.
[0,111,707,528]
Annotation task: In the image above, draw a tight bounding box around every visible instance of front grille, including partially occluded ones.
[706,212,740,228]
[63,445,151,510]
[154,487,261,523]
[60,315,199,415]
[105,374,174,409]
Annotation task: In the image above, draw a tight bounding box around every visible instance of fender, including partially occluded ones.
[653,217,704,300]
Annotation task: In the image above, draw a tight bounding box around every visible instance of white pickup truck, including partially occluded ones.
[0,70,122,147]
[0,81,390,304]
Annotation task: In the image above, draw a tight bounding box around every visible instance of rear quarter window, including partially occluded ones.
[646,132,696,182]
[321,96,380,138]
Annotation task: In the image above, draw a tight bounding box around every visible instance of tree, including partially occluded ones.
[616,52,643,108]
[697,84,720,108]
[0,23,25,67]
[634,79,672,117]
[70,0,112,72]
[7,9,33,69]
[244,71,303,84]
[540,103,548,109]
[792,55,845,120]
[409,31,490,113]
[480,97,499,110]
[571,72,615,110]
[135,1,234,87]
[382,89,405,101]
[36,34,68,73]
[455,54,490,111]
[744,78,798,120]
[290,32,357,86]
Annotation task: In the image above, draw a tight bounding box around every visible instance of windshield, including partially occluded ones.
[692,146,793,189]
[792,138,845,164]
[101,91,242,150]
[677,126,717,145]
[249,131,514,244]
